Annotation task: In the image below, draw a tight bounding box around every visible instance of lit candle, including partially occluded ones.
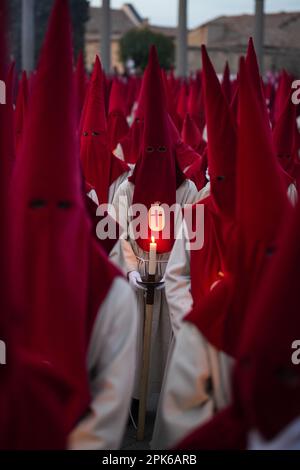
[149,236,157,276]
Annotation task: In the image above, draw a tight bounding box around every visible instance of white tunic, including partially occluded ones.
[152,182,233,449]
[108,172,130,205]
[151,323,233,450]
[68,277,138,450]
[165,182,210,336]
[110,179,198,401]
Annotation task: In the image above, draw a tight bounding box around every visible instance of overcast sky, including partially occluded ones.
[90,0,300,28]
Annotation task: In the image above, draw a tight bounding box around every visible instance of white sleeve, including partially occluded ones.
[110,182,138,274]
[197,181,211,202]
[87,189,99,206]
[182,179,199,204]
[151,323,214,450]
[108,172,129,205]
[165,222,192,336]
[68,277,137,450]
[287,183,298,207]
[113,143,125,161]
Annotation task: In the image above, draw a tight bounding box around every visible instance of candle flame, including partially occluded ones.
[151,236,155,243]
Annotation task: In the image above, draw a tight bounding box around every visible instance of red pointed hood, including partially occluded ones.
[186,53,289,361]
[274,69,293,125]
[237,57,287,243]
[222,61,232,103]
[80,56,129,203]
[107,77,129,151]
[129,46,185,253]
[109,77,127,115]
[9,0,119,441]
[15,71,29,153]
[235,198,300,441]
[185,150,208,191]
[273,90,299,177]
[82,56,107,134]
[118,69,149,164]
[188,72,205,134]
[74,50,87,124]
[176,81,188,124]
[1,61,15,181]
[181,112,205,153]
[0,0,14,393]
[162,68,181,131]
[245,38,267,116]
[201,45,236,219]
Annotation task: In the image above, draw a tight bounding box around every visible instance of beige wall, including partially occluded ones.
[188,26,208,47]
[85,37,124,73]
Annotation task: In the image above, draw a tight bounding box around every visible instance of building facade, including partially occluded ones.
[85,4,300,75]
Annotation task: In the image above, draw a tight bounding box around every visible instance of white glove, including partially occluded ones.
[128,271,146,292]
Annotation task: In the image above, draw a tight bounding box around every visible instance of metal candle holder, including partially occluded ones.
[136,274,164,441]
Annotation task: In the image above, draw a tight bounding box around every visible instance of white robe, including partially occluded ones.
[151,182,233,449]
[151,323,233,449]
[110,179,198,402]
[68,277,138,450]
[164,182,210,336]
[108,172,130,205]
[113,144,135,173]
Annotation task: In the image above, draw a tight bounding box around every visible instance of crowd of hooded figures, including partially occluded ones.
[1,0,300,451]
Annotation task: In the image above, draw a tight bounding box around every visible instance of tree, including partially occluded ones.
[9,0,89,71]
[119,28,175,72]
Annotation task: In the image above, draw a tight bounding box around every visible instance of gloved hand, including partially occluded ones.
[128,271,146,292]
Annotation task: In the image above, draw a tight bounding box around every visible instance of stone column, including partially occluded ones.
[254,0,265,73]
[22,0,35,72]
[176,0,188,77]
[101,0,111,73]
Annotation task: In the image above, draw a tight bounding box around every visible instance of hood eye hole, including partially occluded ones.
[146,146,154,153]
[29,199,47,209]
[158,146,167,152]
[266,246,276,257]
[240,356,251,368]
[83,132,88,137]
[57,201,73,210]
[217,175,225,182]
[92,131,100,136]
[279,154,291,159]
[276,367,300,386]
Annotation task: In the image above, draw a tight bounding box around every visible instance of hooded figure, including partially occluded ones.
[175,44,290,451]
[181,113,206,156]
[185,148,208,191]
[151,45,236,449]
[74,50,87,125]
[115,69,148,165]
[80,56,129,205]
[273,90,300,183]
[111,45,198,408]
[221,62,232,104]
[107,77,129,152]
[188,72,206,136]
[8,0,137,450]
[234,198,300,450]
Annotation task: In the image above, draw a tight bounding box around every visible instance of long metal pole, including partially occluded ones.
[176,0,188,77]
[101,0,111,73]
[254,0,265,74]
[22,0,35,72]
